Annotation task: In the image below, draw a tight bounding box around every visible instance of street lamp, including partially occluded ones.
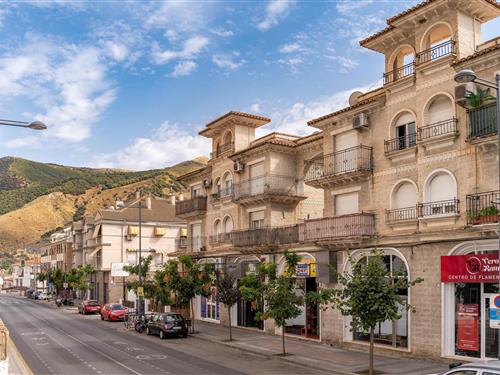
[455,69,500,359]
[0,119,47,130]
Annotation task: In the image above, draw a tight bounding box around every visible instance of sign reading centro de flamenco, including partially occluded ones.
[441,254,499,283]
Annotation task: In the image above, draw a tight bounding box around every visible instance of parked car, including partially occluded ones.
[78,300,102,315]
[145,313,188,339]
[428,360,500,374]
[100,303,128,321]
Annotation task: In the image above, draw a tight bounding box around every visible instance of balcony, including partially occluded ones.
[209,232,233,247]
[304,145,373,188]
[467,190,500,225]
[416,40,455,65]
[232,225,299,248]
[175,237,187,249]
[233,175,304,206]
[175,196,207,218]
[467,103,497,141]
[211,186,234,202]
[187,236,207,252]
[419,199,459,217]
[385,206,418,223]
[210,142,234,159]
[418,118,459,150]
[299,213,375,244]
[384,133,417,161]
[383,62,415,85]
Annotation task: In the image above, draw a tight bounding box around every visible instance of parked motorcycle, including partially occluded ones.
[56,297,62,307]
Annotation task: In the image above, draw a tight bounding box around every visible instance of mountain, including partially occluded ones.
[0,157,207,252]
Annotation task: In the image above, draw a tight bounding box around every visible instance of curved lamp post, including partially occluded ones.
[0,119,47,130]
[455,69,500,359]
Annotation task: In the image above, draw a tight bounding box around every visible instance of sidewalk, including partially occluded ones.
[194,321,449,375]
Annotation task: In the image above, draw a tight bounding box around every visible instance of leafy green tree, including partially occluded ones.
[67,265,95,299]
[308,250,423,375]
[239,251,303,355]
[214,269,241,341]
[164,256,213,333]
[466,88,496,108]
[124,255,155,308]
[50,268,65,295]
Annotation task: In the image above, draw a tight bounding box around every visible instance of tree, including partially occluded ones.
[164,256,213,333]
[124,255,155,309]
[214,268,241,341]
[308,250,423,375]
[67,265,95,299]
[50,268,65,295]
[239,251,303,356]
[465,87,496,108]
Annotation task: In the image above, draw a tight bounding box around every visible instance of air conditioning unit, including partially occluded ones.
[353,113,369,129]
[203,179,212,188]
[234,161,245,173]
[455,84,469,107]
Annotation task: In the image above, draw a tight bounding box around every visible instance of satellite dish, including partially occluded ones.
[348,91,363,106]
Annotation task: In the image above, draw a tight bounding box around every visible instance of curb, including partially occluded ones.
[192,332,357,375]
[7,337,33,375]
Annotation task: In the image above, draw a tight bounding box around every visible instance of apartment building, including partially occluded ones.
[176,0,500,361]
[40,226,73,274]
[83,196,187,306]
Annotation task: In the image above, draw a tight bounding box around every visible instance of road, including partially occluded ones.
[0,294,329,375]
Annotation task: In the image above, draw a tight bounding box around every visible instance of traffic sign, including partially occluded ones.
[490,308,500,329]
[137,287,144,297]
[494,295,500,308]
[63,282,68,288]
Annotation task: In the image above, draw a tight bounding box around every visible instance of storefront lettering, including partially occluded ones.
[441,254,500,283]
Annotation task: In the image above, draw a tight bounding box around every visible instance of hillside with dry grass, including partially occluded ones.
[0,157,207,252]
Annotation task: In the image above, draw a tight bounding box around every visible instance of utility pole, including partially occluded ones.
[138,194,143,316]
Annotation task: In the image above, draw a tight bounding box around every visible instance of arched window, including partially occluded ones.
[423,169,457,215]
[389,45,415,82]
[213,177,221,197]
[223,216,233,240]
[223,130,232,146]
[389,181,418,221]
[222,172,233,197]
[213,219,221,236]
[392,112,416,150]
[422,95,455,139]
[349,250,409,348]
[419,23,453,63]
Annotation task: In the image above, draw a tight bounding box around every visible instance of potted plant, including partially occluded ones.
[465,88,496,109]
[478,205,499,224]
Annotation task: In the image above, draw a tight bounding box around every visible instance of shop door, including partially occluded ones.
[483,294,500,359]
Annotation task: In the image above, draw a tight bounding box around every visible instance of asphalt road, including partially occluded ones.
[0,294,328,375]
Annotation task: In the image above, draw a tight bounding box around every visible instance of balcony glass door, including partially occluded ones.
[334,131,357,174]
[249,162,264,196]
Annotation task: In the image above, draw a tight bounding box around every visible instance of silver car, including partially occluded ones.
[430,360,500,375]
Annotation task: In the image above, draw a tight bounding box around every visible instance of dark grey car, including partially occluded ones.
[145,313,188,339]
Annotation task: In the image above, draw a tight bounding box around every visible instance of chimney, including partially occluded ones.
[146,196,152,210]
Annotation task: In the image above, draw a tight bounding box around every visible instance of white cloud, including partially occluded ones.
[336,0,374,16]
[152,36,209,64]
[326,55,359,73]
[171,60,197,77]
[1,136,39,149]
[103,41,129,62]
[93,122,211,170]
[250,103,261,113]
[277,57,303,74]
[279,43,302,54]
[256,0,296,31]
[256,84,375,137]
[0,34,116,143]
[210,28,234,38]
[212,52,245,71]
[145,2,208,33]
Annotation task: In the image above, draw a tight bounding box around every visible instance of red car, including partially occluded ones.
[101,303,128,321]
[78,300,102,315]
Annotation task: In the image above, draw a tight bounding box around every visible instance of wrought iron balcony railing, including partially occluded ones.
[209,232,233,245]
[384,133,417,154]
[304,145,373,182]
[232,225,299,247]
[419,198,459,217]
[187,236,207,252]
[418,118,458,141]
[175,237,187,249]
[467,103,497,140]
[466,190,500,225]
[211,186,234,201]
[210,142,234,159]
[233,175,301,200]
[299,213,375,241]
[383,62,415,85]
[385,206,419,222]
[416,40,455,65]
[175,196,207,216]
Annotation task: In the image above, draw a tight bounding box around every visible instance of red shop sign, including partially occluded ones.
[441,254,499,283]
[457,303,479,351]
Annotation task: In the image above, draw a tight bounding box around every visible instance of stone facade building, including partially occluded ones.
[175,0,500,361]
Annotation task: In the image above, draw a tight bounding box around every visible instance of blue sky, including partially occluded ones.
[0,0,499,170]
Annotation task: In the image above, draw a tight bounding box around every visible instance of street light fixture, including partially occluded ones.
[0,119,47,130]
[455,69,500,360]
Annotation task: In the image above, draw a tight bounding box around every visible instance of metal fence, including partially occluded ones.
[383,62,415,85]
[232,225,299,247]
[416,40,455,64]
[175,196,207,216]
[304,145,373,182]
[384,133,417,154]
[419,198,459,217]
[385,206,419,222]
[419,118,458,140]
[299,213,375,241]
[233,175,300,200]
[467,103,497,140]
[210,142,234,159]
[466,190,500,225]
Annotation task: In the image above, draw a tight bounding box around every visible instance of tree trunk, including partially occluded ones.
[228,305,233,341]
[282,326,286,356]
[190,298,195,334]
[369,326,374,375]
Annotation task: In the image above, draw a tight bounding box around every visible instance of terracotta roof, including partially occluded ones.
[97,198,183,223]
[452,43,500,66]
[359,25,395,46]
[204,111,270,128]
[307,94,384,126]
